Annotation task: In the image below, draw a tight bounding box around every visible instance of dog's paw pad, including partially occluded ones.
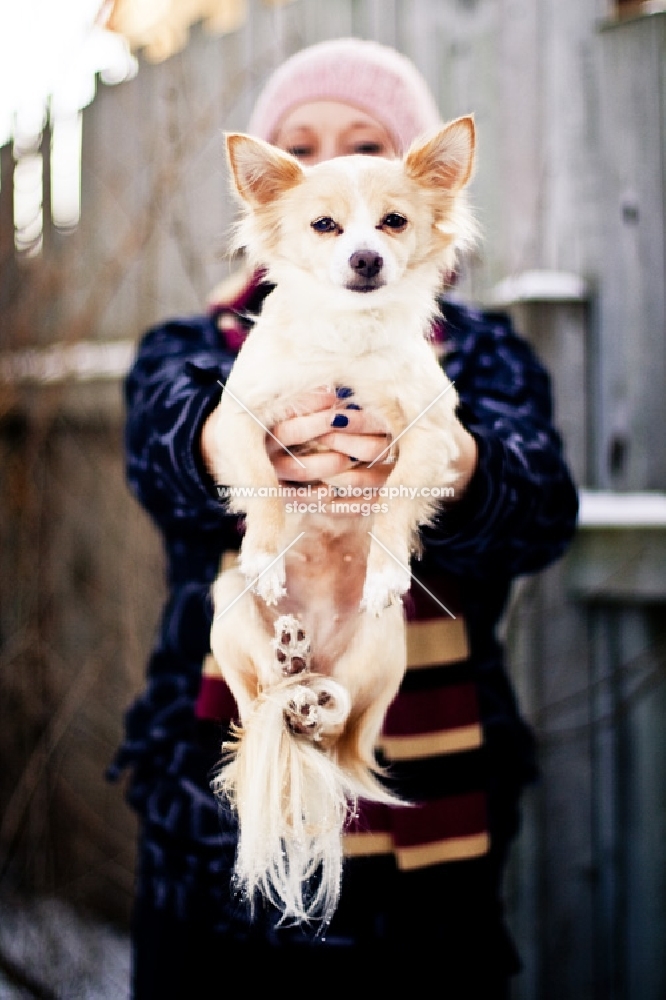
[310,677,352,731]
[272,614,311,677]
[284,686,321,739]
[283,677,350,743]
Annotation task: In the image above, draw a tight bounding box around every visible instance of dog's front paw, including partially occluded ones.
[239,550,286,605]
[255,569,287,606]
[360,564,410,617]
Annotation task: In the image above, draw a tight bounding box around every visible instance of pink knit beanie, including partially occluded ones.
[247,38,442,154]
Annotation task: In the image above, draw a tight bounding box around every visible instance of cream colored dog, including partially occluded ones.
[208,117,476,924]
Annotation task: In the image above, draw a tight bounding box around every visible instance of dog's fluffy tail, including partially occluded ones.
[213,672,355,925]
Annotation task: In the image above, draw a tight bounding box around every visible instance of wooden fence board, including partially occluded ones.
[596,15,666,491]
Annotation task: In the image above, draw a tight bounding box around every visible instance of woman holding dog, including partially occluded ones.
[110,38,578,998]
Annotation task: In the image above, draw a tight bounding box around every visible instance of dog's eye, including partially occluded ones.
[311,217,341,235]
[379,213,408,233]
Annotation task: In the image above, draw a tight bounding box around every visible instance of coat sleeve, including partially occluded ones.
[421,303,579,580]
[124,315,236,532]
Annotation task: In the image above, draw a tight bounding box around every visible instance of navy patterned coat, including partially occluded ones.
[109,283,578,967]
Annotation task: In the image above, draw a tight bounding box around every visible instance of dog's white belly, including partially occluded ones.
[254,515,372,675]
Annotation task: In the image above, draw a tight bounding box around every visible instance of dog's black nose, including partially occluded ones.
[349,250,383,280]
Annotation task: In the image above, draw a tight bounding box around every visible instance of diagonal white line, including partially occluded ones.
[217,380,306,468]
[213,532,305,620]
[367,380,456,468]
[368,531,456,620]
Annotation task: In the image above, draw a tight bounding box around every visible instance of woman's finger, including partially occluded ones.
[271,450,352,482]
[270,407,389,450]
[265,389,334,446]
[315,431,392,464]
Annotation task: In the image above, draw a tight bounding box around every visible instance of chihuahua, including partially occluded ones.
[208,116,476,924]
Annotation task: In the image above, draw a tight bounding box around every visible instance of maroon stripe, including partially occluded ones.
[382,682,480,737]
[404,576,462,622]
[391,792,488,847]
[209,269,268,351]
[194,675,238,723]
[345,793,488,846]
[344,800,391,835]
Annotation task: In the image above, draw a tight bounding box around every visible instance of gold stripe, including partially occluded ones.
[202,653,223,678]
[379,723,482,761]
[343,831,394,858]
[219,550,239,574]
[396,831,490,870]
[406,617,469,668]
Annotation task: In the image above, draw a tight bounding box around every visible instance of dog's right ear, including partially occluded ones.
[225,133,304,207]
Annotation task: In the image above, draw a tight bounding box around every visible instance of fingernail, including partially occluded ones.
[331,414,349,428]
[345,403,361,410]
[349,456,358,462]
[336,386,353,399]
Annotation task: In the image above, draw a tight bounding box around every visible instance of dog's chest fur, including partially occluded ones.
[227,285,445,426]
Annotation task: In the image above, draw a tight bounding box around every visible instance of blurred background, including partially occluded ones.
[0,0,664,997]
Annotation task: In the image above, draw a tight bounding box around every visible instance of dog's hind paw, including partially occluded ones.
[284,678,351,743]
[310,677,351,734]
[285,685,322,739]
[272,615,311,678]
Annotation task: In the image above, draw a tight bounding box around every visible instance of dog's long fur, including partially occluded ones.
[209,118,477,924]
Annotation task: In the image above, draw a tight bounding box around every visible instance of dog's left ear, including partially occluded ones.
[226,133,304,207]
[405,115,475,193]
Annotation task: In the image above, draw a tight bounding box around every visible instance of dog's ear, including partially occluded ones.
[405,116,475,193]
[225,133,304,207]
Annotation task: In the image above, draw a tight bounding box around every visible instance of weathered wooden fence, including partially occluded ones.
[1,1,664,996]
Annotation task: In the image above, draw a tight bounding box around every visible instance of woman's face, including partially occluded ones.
[272,100,398,165]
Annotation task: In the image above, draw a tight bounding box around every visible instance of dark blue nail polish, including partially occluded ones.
[331,414,349,428]
[345,403,361,410]
[336,386,353,399]
[349,457,358,463]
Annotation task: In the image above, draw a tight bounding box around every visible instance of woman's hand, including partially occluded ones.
[201,384,478,497]
[267,388,394,490]
[267,387,478,499]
